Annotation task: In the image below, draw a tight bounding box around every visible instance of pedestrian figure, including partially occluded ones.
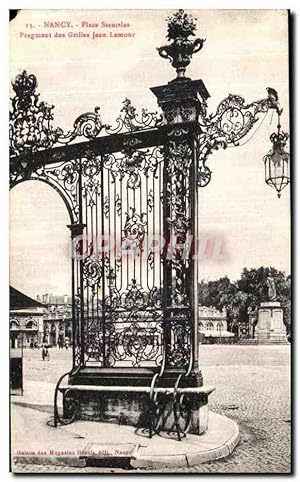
[42,345,49,361]
[45,346,50,361]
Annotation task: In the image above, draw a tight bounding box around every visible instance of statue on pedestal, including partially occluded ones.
[266,276,277,302]
[254,274,287,343]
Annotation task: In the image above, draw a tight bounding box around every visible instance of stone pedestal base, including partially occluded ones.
[254,301,288,344]
[65,389,212,435]
[65,367,213,435]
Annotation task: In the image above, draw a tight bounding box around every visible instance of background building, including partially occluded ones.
[10,287,45,348]
[37,293,72,347]
[10,288,73,348]
[199,306,235,340]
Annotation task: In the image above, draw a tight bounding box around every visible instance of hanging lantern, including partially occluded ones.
[263,116,290,198]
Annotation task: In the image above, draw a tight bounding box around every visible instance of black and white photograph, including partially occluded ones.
[9,7,291,474]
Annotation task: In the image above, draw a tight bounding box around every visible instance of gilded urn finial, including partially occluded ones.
[157,9,205,81]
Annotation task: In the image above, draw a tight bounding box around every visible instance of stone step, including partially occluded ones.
[236,339,289,345]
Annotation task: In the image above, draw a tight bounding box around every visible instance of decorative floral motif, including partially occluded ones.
[121,279,147,310]
[168,211,190,236]
[163,126,193,357]
[103,147,163,189]
[122,208,147,251]
[82,151,101,178]
[83,253,102,293]
[167,141,193,177]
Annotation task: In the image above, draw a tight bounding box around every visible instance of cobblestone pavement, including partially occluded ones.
[13,345,291,474]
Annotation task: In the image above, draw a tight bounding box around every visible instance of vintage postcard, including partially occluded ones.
[9,8,291,473]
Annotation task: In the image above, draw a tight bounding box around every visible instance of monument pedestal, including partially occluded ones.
[254,301,288,344]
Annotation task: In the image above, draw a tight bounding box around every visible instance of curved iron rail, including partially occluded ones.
[54,366,81,427]
[149,348,167,437]
[53,359,167,436]
[172,344,194,441]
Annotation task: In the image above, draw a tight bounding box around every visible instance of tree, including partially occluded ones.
[198,276,237,310]
[237,267,288,307]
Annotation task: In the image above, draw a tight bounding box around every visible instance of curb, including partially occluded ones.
[13,412,240,470]
[132,416,240,469]
[13,456,87,468]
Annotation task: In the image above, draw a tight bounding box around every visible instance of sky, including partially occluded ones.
[9,9,290,298]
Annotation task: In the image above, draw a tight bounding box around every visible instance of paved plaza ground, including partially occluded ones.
[11,344,291,473]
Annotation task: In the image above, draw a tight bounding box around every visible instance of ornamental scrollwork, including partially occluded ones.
[104,275,163,314]
[9,71,60,158]
[73,293,83,367]
[196,89,283,188]
[121,279,148,310]
[56,107,109,144]
[114,194,122,215]
[10,72,163,161]
[167,140,193,178]
[103,146,163,189]
[105,98,163,135]
[82,176,101,208]
[164,127,192,318]
[10,158,80,222]
[104,268,121,310]
[117,314,161,368]
[103,195,110,218]
[9,71,109,158]
[85,332,104,363]
[197,165,212,188]
[82,150,101,178]
[166,315,192,368]
[122,208,147,252]
[147,189,154,212]
[96,273,164,367]
[83,249,103,294]
[106,310,163,368]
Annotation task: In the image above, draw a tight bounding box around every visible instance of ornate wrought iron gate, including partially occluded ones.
[74,125,166,370]
[10,10,287,393]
